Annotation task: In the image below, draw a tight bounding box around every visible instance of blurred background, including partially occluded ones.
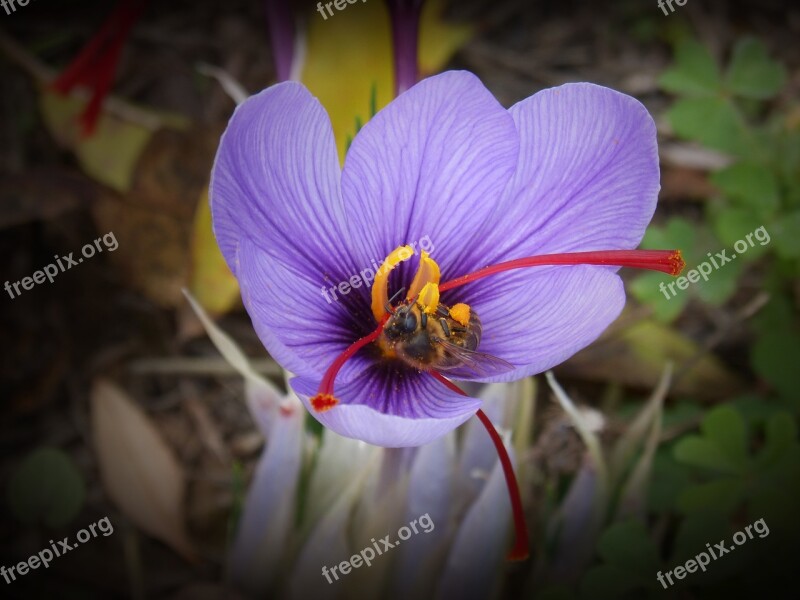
[1,0,798,598]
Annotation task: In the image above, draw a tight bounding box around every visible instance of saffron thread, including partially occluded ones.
[429,371,530,561]
[440,249,684,292]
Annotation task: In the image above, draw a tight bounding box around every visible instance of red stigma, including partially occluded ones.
[429,371,530,561]
[439,249,685,292]
[310,314,390,411]
[310,394,338,412]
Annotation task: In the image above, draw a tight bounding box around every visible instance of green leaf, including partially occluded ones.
[596,520,661,576]
[770,211,800,259]
[666,97,748,155]
[691,253,742,305]
[725,37,787,99]
[677,478,746,514]
[674,437,740,474]
[702,406,748,469]
[659,39,721,96]
[748,443,800,530]
[630,271,689,321]
[755,412,798,470]
[710,163,780,217]
[648,448,692,512]
[752,329,800,398]
[710,207,770,263]
[7,447,86,528]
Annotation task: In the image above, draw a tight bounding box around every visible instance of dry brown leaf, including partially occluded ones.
[90,379,196,561]
[90,127,221,308]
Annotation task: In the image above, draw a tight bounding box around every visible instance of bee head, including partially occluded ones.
[384,305,418,339]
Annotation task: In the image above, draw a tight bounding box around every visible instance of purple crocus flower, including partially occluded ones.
[211,69,681,448]
[211,71,684,560]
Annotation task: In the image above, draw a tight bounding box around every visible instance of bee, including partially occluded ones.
[380,299,513,377]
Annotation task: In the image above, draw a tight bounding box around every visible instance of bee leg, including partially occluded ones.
[420,312,428,329]
[439,318,451,337]
[436,305,449,318]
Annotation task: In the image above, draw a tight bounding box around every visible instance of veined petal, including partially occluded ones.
[291,370,482,447]
[211,81,353,272]
[390,434,457,599]
[237,238,374,380]
[472,82,659,264]
[437,444,514,599]
[228,405,304,596]
[444,266,625,383]
[340,70,519,282]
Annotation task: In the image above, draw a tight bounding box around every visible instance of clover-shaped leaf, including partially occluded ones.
[580,521,661,600]
[710,162,780,218]
[659,39,721,97]
[674,406,748,474]
[666,97,748,155]
[725,37,787,99]
[769,210,800,259]
[752,328,800,399]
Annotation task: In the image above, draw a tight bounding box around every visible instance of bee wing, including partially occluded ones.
[433,337,516,379]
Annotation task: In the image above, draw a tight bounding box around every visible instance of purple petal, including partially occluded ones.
[390,434,457,598]
[303,430,379,532]
[228,404,304,595]
[456,383,516,501]
[440,84,656,382]
[237,237,373,380]
[211,81,355,275]
[341,71,519,281]
[437,446,514,599]
[446,265,625,383]
[291,371,481,447]
[473,82,659,263]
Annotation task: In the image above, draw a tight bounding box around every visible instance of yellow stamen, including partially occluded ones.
[418,282,440,314]
[449,303,471,326]
[371,245,414,321]
[406,251,440,301]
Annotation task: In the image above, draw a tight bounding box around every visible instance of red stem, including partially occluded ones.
[429,371,530,561]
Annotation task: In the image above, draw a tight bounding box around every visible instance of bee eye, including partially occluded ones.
[402,312,417,332]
